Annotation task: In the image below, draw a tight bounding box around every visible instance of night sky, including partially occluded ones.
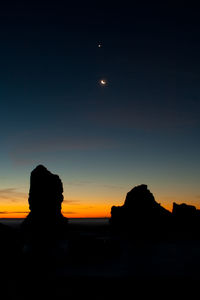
[0,2,200,217]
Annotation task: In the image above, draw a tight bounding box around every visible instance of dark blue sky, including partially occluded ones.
[0,2,200,216]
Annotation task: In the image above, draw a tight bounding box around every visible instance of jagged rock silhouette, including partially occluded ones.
[21,165,68,238]
[110,184,172,236]
[172,202,197,217]
[172,202,200,234]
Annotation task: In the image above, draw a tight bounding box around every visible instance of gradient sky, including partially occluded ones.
[0,2,200,218]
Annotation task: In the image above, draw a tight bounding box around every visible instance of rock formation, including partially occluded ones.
[172,202,200,234]
[172,202,197,217]
[21,165,68,238]
[110,184,172,236]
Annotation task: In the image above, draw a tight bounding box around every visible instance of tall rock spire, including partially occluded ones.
[22,165,68,238]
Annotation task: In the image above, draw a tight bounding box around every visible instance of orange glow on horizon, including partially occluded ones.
[0,200,112,218]
[0,203,172,219]
[62,201,112,218]
[1,195,200,219]
[0,213,28,219]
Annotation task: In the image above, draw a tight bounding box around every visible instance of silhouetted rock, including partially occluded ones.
[172,202,200,235]
[110,184,172,237]
[172,202,197,217]
[21,165,68,239]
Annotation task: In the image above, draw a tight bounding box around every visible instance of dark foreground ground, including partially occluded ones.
[1,219,200,299]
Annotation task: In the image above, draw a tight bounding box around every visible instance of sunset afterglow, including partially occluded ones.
[1,179,200,218]
[0,2,200,219]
